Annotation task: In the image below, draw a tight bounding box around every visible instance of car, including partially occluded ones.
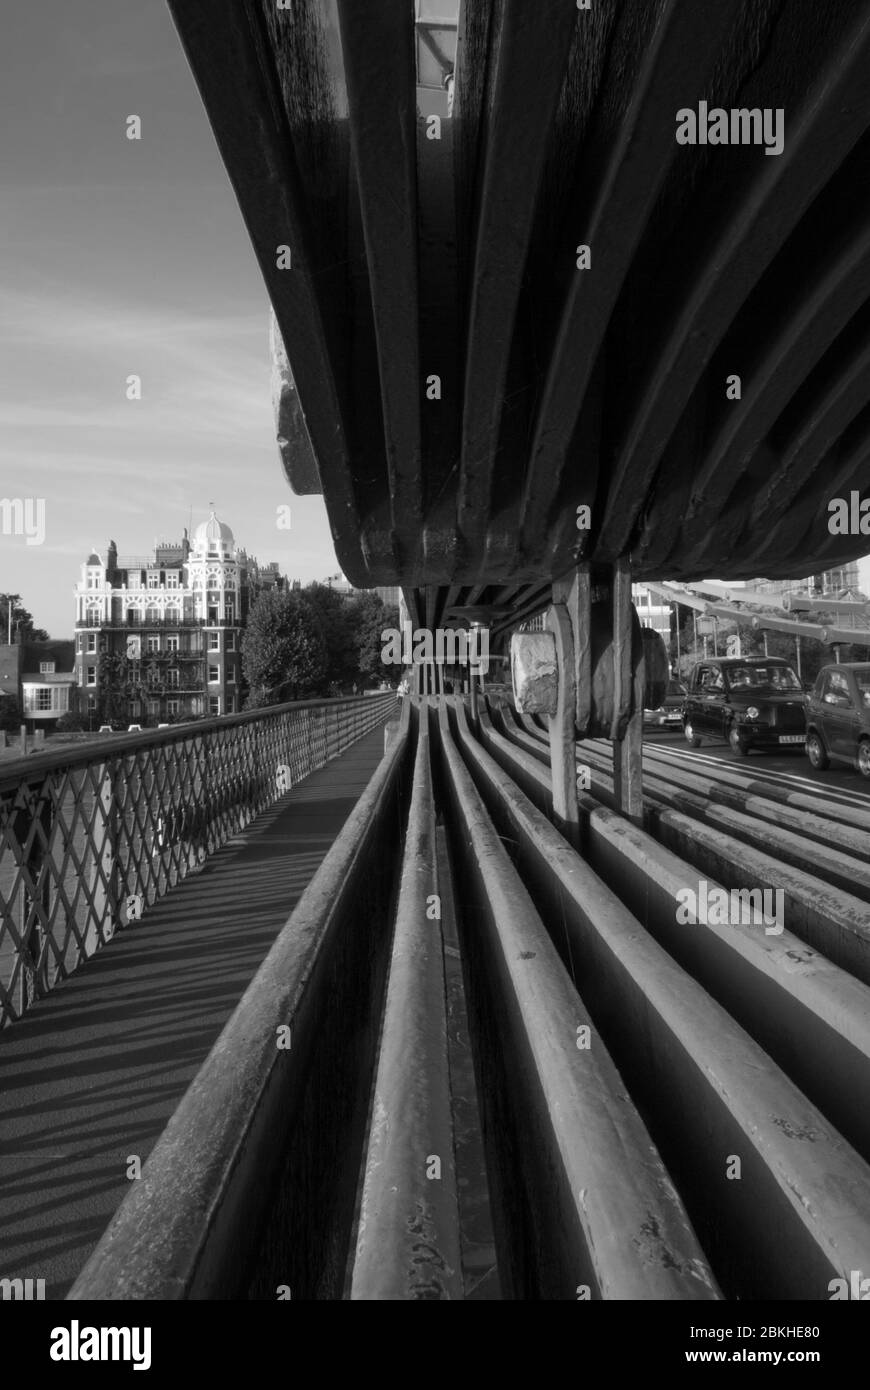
[682,657,806,756]
[804,663,870,778]
[643,678,687,727]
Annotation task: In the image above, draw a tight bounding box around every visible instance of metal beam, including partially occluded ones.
[597,6,870,562]
[337,0,423,568]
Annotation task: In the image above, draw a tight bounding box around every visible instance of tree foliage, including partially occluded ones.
[242,588,328,706]
[349,594,399,685]
[0,594,49,643]
[303,583,359,689]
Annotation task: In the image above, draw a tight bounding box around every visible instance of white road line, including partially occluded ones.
[644,742,870,804]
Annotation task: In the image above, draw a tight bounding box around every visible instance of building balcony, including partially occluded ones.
[76,618,197,630]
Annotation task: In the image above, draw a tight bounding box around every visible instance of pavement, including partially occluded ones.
[0,724,389,1300]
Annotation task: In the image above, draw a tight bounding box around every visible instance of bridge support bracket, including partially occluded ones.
[546,586,580,850]
[611,560,644,825]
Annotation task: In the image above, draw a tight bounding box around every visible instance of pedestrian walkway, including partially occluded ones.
[0,724,389,1299]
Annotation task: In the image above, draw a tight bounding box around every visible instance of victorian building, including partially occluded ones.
[74,513,283,725]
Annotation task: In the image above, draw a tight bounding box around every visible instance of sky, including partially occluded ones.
[0,0,339,637]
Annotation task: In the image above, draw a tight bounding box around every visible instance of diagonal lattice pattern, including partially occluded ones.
[0,695,395,1028]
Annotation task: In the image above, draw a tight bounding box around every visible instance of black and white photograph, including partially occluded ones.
[2,0,870,1365]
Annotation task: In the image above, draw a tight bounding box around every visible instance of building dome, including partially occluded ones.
[193,511,234,548]
[86,551,101,565]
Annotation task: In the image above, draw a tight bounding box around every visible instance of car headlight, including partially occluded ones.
[745,706,760,719]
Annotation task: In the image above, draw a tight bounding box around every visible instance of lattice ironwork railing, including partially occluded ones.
[0,694,395,1028]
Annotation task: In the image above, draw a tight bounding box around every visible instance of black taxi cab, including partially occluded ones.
[682,657,806,756]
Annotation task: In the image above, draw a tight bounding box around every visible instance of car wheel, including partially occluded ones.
[684,720,701,748]
[858,739,870,779]
[806,731,829,771]
[728,724,749,757]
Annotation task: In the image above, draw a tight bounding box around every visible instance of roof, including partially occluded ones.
[167,0,870,631]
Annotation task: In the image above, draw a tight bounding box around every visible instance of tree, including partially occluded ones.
[349,593,399,686]
[0,594,49,643]
[303,583,358,691]
[242,588,328,705]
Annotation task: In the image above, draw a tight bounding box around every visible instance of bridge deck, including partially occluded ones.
[0,723,391,1299]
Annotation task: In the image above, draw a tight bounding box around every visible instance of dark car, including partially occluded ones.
[682,657,806,756]
[805,663,870,778]
[644,678,687,728]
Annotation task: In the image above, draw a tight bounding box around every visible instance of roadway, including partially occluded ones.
[644,725,870,802]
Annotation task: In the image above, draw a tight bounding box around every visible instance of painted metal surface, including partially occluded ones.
[167,0,870,633]
[435,695,719,1299]
[467,700,870,1298]
[351,704,463,1299]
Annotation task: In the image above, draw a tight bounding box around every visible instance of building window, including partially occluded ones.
[166,635,179,653]
[208,665,219,683]
[39,661,56,674]
[147,700,160,718]
[167,669,179,688]
[130,700,141,717]
[147,636,160,654]
[209,696,220,716]
[87,633,97,653]
[127,609,139,625]
[147,669,160,688]
[86,667,96,686]
[208,632,219,651]
[166,572,179,590]
[167,698,179,716]
[207,573,219,590]
[208,607,219,624]
[87,694,96,711]
[87,607,101,626]
[146,607,160,625]
[226,633,235,652]
[147,572,160,589]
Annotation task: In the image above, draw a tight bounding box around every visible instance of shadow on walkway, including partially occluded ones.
[0,725,389,1300]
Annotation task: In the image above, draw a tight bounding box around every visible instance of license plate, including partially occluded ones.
[778,735,805,744]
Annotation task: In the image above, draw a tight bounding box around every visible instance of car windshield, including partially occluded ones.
[726,665,801,691]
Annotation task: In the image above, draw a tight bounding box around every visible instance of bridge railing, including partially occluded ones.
[0,693,395,1028]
